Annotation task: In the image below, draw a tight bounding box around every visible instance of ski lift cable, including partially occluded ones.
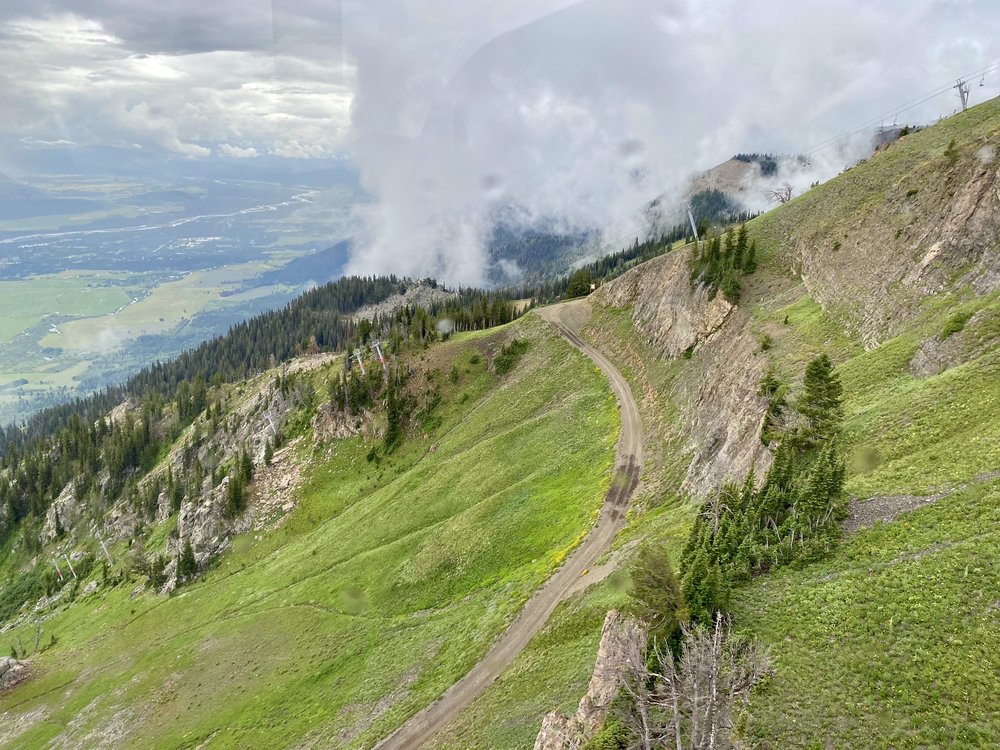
[801,59,1000,156]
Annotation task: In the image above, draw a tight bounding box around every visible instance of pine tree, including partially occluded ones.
[743,239,757,273]
[735,223,748,269]
[178,539,197,581]
[797,354,844,443]
[629,544,685,639]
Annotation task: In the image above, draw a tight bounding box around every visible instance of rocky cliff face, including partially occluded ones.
[763,127,1000,349]
[596,250,772,497]
[533,610,647,750]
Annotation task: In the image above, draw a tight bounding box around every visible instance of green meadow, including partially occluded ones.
[0,315,618,749]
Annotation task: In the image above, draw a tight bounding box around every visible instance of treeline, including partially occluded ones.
[0,275,407,455]
[0,278,527,555]
[486,224,596,283]
[511,226,689,304]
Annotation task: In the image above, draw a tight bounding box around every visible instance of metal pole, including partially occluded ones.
[63,554,78,580]
[52,558,64,581]
[96,534,113,565]
[687,207,700,243]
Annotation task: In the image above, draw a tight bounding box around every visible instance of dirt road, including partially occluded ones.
[375,298,643,750]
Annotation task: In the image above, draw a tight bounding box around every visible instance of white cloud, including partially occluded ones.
[340,0,1000,284]
[218,143,258,158]
[0,11,353,159]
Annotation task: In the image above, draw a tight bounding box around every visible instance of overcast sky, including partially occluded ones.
[3,0,1000,282]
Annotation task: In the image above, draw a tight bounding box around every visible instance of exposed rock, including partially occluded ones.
[40,484,81,544]
[82,580,99,596]
[176,481,230,568]
[597,249,772,496]
[352,283,456,322]
[771,152,1000,349]
[0,656,28,691]
[908,310,998,377]
[238,440,306,533]
[534,712,577,750]
[598,251,733,358]
[155,490,173,523]
[311,406,375,444]
[533,610,648,750]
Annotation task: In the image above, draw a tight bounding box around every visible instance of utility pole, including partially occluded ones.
[955,78,971,111]
[63,554,78,580]
[352,348,366,375]
[51,558,64,581]
[95,533,114,565]
[371,340,387,372]
[687,207,700,245]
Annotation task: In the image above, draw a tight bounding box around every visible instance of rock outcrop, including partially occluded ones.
[533,610,647,750]
[597,249,772,496]
[0,657,27,690]
[908,309,999,377]
[40,484,82,544]
[598,251,734,359]
[768,141,1000,349]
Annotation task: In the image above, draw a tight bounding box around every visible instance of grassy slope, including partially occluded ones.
[451,103,1000,748]
[733,479,1000,748]
[0,314,618,749]
[428,304,699,749]
[729,104,1000,746]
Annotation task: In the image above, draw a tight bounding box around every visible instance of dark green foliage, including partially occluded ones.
[226,474,246,517]
[680,353,847,624]
[581,718,631,750]
[566,268,594,298]
[264,440,274,466]
[797,354,844,445]
[759,366,788,445]
[944,137,959,166]
[906,188,920,197]
[759,333,773,352]
[690,224,756,302]
[147,555,169,590]
[690,188,739,223]
[178,539,198,582]
[0,568,56,623]
[941,310,972,339]
[383,369,414,452]
[494,339,531,375]
[733,152,782,176]
[628,544,685,642]
[0,278,526,550]
[743,238,757,273]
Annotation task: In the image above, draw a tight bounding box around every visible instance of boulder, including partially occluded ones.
[0,656,28,690]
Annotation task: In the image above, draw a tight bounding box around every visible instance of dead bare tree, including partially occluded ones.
[616,615,770,750]
[618,624,657,750]
[766,183,793,205]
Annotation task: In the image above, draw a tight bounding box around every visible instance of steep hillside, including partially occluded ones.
[0,315,619,748]
[508,97,999,749]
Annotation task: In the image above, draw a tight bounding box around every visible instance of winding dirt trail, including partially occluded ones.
[375,299,643,750]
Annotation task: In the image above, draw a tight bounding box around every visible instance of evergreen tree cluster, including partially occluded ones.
[630,354,847,635]
[689,188,740,222]
[0,279,525,553]
[679,353,846,623]
[689,223,757,302]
